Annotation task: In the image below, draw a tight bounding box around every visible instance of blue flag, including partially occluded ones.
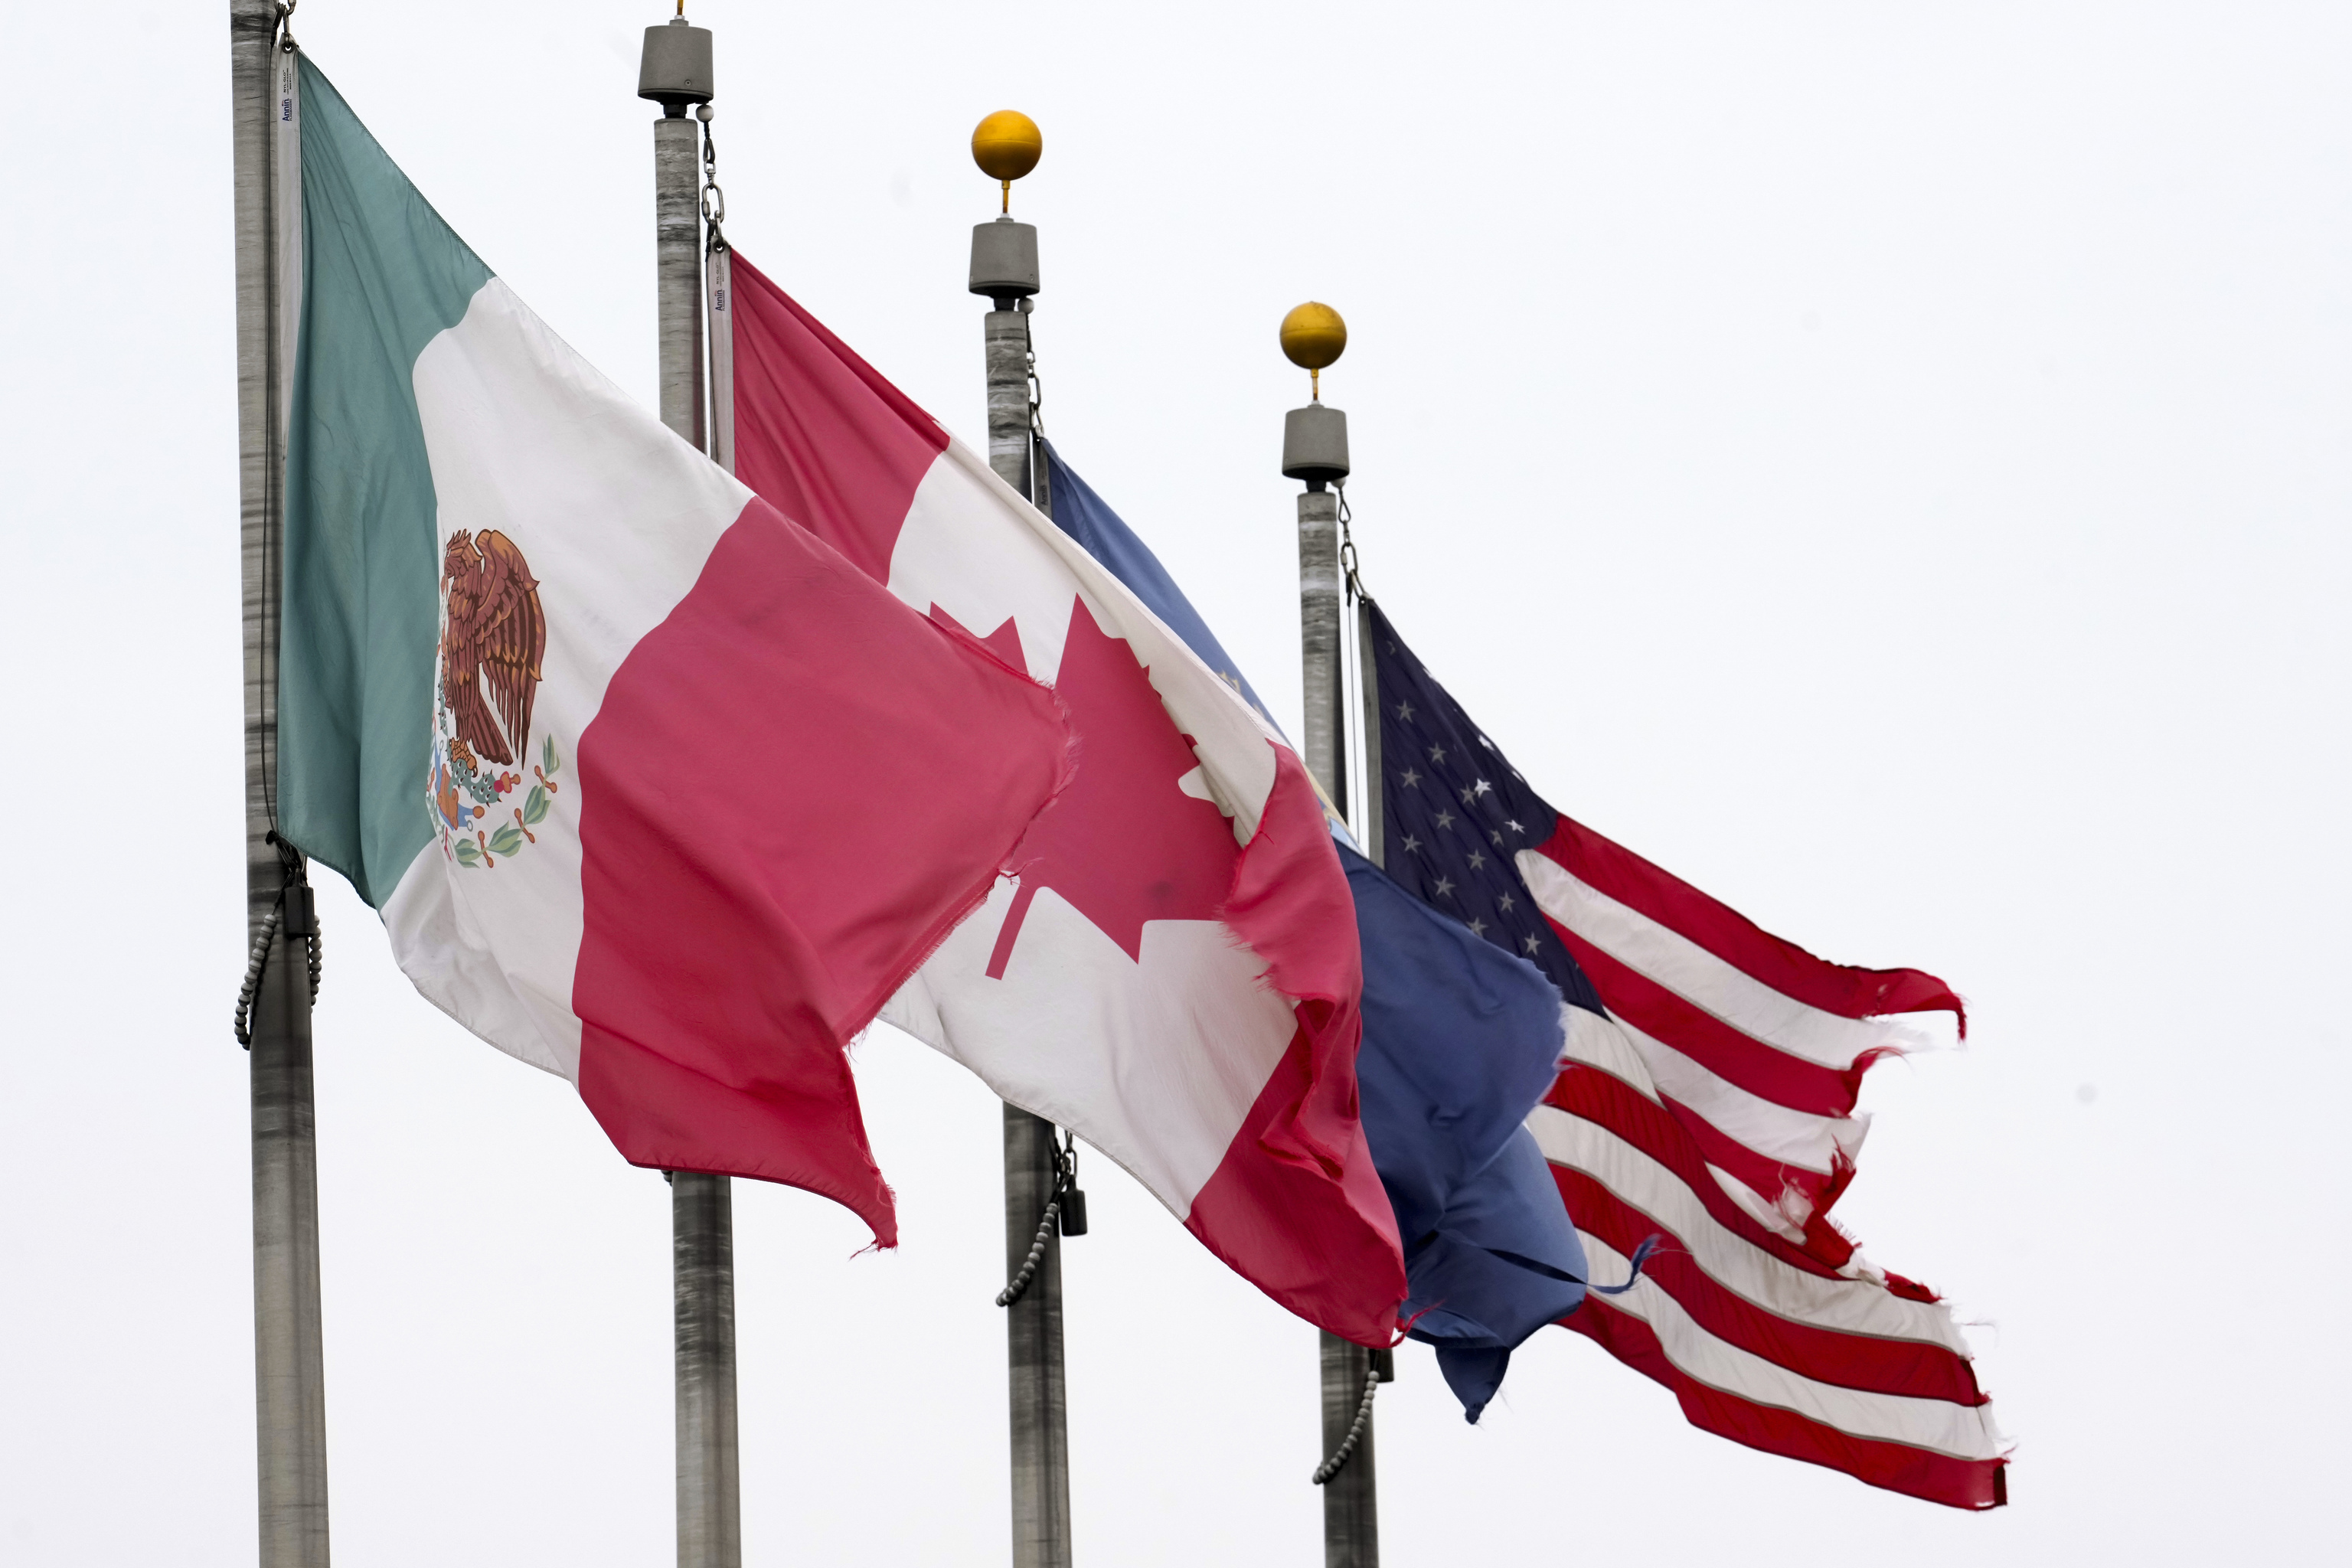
[1040,449,1278,728]
[1040,443,1592,1418]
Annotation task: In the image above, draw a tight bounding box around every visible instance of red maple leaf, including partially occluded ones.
[979,596,1240,976]
[929,605,1031,673]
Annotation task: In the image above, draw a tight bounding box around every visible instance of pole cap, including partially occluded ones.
[972,110,1042,213]
[972,110,1044,181]
[1280,302,1348,372]
[1282,403,1350,488]
[970,218,1041,302]
[1281,301,1347,402]
[639,18,714,114]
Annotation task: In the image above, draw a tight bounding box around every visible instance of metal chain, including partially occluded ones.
[233,892,323,1048]
[1337,483,1366,604]
[1017,302,1052,513]
[1312,1352,1380,1485]
[235,838,322,1048]
[698,106,727,243]
[996,1129,1079,1308]
[234,902,283,1048]
[306,912,324,1006]
[1024,313,1047,443]
[996,1195,1061,1308]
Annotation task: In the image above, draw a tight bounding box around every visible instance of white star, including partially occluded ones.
[1399,767,1420,788]
[1459,785,1477,805]
[1523,933,1542,955]
[1433,810,1455,830]
[1471,779,1492,797]
[1498,892,1515,912]
[1467,850,1487,871]
[1428,743,1447,764]
[1401,834,1422,854]
[1395,701,1415,720]
[1478,736,1494,750]
[1506,819,1524,835]
[1432,876,1455,897]
[1489,829,1504,846]
[1468,917,1488,938]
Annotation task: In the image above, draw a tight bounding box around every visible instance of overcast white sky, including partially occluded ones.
[4,2,2346,1563]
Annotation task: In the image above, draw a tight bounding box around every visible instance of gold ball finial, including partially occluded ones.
[1280,302,1348,400]
[972,110,1043,214]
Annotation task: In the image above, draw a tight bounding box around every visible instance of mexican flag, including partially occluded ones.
[269,54,1072,1244]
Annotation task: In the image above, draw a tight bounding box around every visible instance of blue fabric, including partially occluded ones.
[1406,1131,1589,1416]
[1344,845,1592,1419]
[1040,443,1587,1419]
[1041,445,1279,733]
[1363,598,1606,1011]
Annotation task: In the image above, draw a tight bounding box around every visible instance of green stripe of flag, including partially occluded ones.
[281,55,493,906]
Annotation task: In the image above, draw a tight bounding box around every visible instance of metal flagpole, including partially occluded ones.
[1279,302,1384,1568]
[1354,587,1383,871]
[968,111,1075,1568]
[640,15,740,1568]
[230,5,332,1565]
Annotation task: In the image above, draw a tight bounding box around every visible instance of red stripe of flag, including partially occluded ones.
[1546,1060,1859,1276]
[1658,1090,1851,1221]
[1551,1165,1987,1406]
[1540,820,1968,1034]
[1558,928,1872,1118]
[1560,1298,2006,1511]
[727,253,946,579]
[573,495,1074,1243]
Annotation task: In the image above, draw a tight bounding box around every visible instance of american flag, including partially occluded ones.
[1363,599,2007,1509]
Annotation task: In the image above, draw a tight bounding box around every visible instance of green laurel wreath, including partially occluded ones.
[452,734,563,869]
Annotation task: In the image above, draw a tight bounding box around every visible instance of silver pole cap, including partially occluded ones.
[1282,403,1350,488]
[970,217,1041,303]
[639,18,714,114]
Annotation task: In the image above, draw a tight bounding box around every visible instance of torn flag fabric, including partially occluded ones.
[1365,598,2007,1508]
[720,252,1405,1342]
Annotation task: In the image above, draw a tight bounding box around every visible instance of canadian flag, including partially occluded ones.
[722,253,1406,1343]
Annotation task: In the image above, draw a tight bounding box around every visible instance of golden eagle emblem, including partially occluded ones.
[431,530,560,870]
[439,528,546,766]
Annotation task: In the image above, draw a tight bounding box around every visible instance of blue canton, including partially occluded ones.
[1369,599,1606,1016]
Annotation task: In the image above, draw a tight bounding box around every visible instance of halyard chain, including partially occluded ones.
[996,1127,1080,1308]
[234,839,322,1048]
[1337,482,1366,603]
[1312,1352,1380,1485]
[995,1194,1062,1308]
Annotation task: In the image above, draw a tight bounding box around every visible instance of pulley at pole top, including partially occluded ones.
[969,110,1044,305]
[1281,302,1351,489]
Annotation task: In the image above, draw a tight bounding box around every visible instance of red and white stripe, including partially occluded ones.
[1520,819,2007,1508]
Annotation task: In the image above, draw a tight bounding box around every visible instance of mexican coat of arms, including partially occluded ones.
[430,528,559,868]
